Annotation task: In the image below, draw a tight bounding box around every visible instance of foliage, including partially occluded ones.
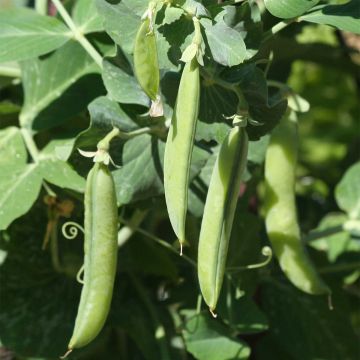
[0,0,359,359]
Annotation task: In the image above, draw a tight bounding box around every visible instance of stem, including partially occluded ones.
[35,0,48,15]
[118,210,148,247]
[193,17,202,46]
[0,65,21,78]
[50,219,63,273]
[21,128,40,161]
[263,19,297,42]
[51,0,103,68]
[319,262,360,274]
[21,128,57,197]
[97,127,121,150]
[304,225,345,243]
[119,217,197,268]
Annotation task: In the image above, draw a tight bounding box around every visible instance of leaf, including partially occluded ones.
[182,314,251,360]
[96,0,144,54]
[19,41,101,130]
[102,58,150,107]
[0,127,27,171]
[39,159,85,193]
[72,0,104,34]
[301,1,360,35]
[335,161,360,219]
[76,96,138,149]
[260,280,359,360]
[113,134,165,205]
[0,164,42,230]
[264,0,320,19]
[0,8,71,62]
[309,213,360,262]
[247,134,270,165]
[204,21,247,67]
[217,296,269,335]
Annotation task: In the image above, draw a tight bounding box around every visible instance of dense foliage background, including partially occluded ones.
[0,0,359,359]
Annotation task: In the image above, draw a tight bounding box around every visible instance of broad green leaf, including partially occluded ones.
[335,162,360,219]
[195,121,230,143]
[217,296,269,334]
[163,6,184,25]
[76,96,138,149]
[0,8,71,62]
[310,213,360,262]
[113,134,165,205]
[0,127,27,170]
[41,138,76,162]
[73,0,104,34]
[264,0,320,19]
[0,164,42,230]
[248,134,270,164]
[19,41,100,130]
[301,1,360,35]
[204,21,247,67]
[96,0,144,54]
[39,159,85,193]
[102,58,150,107]
[182,314,250,360]
[260,280,359,360]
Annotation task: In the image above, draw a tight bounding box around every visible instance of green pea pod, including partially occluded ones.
[164,57,200,248]
[134,17,160,101]
[68,162,118,350]
[264,115,329,295]
[198,126,248,311]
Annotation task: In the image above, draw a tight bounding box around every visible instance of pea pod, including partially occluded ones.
[68,162,118,350]
[134,16,160,102]
[264,115,329,295]
[164,57,200,248]
[198,125,248,311]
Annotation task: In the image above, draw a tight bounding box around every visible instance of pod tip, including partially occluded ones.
[60,349,72,359]
[209,307,217,318]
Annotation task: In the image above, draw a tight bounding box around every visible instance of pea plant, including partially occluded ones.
[0,0,359,359]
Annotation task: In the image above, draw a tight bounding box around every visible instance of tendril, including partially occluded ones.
[62,221,84,240]
[226,246,273,273]
[77,265,85,285]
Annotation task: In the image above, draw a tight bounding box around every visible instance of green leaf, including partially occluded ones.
[113,134,165,205]
[19,41,100,130]
[0,164,42,230]
[310,213,360,262]
[39,159,85,193]
[0,127,27,171]
[301,1,360,35]
[96,0,144,54]
[248,134,270,164]
[335,161,360,219]
[260,280,359,360]
[72,0,104,34]
[182,314,250,360]
[0,8,71,62]
[264,0,320,19]
[76,96,138,149]
[102,58,149,107]
[217,296,269,335]
[204,21,247,67]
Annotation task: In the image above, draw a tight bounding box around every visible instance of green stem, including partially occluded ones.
[118,217,197,268]
[21,128,57,197]
[263,19,298,42]
[35,0,47,15]
[97,127,121,150]
[50,221,63,273]
[51,0,103,68]
[129,274,171,360]
[0,65,21,78]
[304,225,345,243]
[118,209,148,247]
[319,262,360,274]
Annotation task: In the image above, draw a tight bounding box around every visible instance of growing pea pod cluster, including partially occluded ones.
[63,6,330,356]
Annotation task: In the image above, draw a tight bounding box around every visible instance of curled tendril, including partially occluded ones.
[77,264,85,285]
[62,221,84,240]
[227,246,273,273]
